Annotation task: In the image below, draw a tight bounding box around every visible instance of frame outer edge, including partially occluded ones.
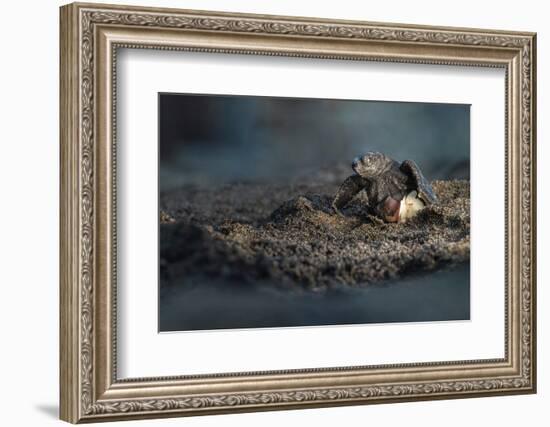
[529,33,537,393]
[59,2,537,422]
[68,1,536,37]
[60,3,81,424]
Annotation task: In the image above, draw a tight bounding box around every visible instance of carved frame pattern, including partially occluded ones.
[60,2,536,423]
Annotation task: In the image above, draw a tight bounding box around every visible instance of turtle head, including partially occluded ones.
[352,152,393,178]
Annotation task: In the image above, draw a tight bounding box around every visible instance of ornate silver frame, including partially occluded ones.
[60,2,537,423]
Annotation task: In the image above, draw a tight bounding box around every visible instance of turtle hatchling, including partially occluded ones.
[332,152,437,223]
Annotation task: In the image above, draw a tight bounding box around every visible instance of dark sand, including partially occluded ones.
[160,177,469,292]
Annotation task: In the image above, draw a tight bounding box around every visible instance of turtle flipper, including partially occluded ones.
[332,174,369,213]
[399,160,437,205]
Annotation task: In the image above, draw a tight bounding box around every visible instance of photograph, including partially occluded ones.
[158,93,471,332]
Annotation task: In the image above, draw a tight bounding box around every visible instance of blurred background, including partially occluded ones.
[159,93,470,191]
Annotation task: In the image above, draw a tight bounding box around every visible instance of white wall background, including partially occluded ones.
[0,0,545,426]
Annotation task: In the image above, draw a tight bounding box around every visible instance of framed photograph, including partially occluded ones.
[59,2,537,423]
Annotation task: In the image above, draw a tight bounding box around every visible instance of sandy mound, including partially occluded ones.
[160,180,469,290]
